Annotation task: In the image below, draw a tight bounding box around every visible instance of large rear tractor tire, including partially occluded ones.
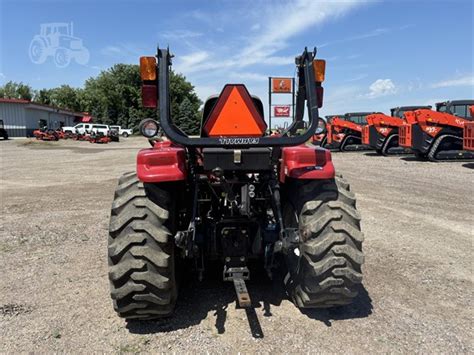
[283,175,364,308]
[108,172,178,320]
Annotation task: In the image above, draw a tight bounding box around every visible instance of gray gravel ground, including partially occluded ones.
[1,137,473,353]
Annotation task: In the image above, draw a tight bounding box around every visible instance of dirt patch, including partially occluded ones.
[0,303,33,317]
[1,138,472,352]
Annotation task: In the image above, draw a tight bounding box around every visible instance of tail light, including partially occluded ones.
[140,56,158,108]
[316,87,324,108]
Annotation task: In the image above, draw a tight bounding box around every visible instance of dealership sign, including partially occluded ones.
[271,78,292,93]
[274,105,291,117]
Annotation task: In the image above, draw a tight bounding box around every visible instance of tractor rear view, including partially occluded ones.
[363,106,431,155]
[399,100,474,161]
[107,48,364,320]
[326,112,377,151]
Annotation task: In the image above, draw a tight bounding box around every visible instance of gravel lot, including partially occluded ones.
[1,137,473,353]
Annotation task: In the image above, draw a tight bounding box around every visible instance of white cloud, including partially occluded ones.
[228,71,268,82]
[0,73,5,80]
[238,0,365,66]
[347,28,389,41]
[345,73,368,82]
[319,27,390,48]
[101,45,122,56]
[251,23,261,31]
[174,51,211,73]
[430,75,474,88]
[260,56,294,65]
[347,54,361,60]
[176,0,366,74]
[366,79,397,98]
[161,30,203,40]
[100,43,144,59]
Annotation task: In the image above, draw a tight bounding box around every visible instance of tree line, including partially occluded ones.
[0,64,202,134]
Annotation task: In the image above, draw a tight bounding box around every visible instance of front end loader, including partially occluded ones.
[325,112,377,151]
[107,47,364,320]
[463,107,474,151]
[399,100,474,161]
[311,115,340,147]
[363,106,431,155]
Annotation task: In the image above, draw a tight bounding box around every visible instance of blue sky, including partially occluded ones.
[1,0,473,123]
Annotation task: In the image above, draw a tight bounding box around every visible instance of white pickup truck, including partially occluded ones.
[62,123,92,134]
[62,123,110,135]
[109,125,133,137]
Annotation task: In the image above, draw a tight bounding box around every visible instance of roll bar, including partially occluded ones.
[157,47,321,147]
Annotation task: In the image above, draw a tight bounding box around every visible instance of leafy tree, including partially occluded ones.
[35,89,53,105]
[176,97,200,135]
[81,64,201,132]
[35,85,83,112]
[0,65,202,134]
[0,81,34,100]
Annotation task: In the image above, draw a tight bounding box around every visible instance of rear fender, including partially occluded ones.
[280,145,335,183]
[136,141,187,183]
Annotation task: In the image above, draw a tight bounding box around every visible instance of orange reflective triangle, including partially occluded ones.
[204,85,266,137]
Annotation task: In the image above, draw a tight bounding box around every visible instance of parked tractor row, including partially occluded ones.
[32,126,120,144]
[313,100,474,161]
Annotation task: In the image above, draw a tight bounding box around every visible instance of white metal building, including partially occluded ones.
[0,98,83,137]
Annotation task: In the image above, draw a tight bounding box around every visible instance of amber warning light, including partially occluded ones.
[140,56,158,108]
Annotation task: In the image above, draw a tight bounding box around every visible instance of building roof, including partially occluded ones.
[0,97,84,117]
[0,98,30,104]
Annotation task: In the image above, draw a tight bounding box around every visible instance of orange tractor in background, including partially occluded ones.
[463,106,474,151]
[325,112,379,151]
[311,114,340,146]
[399,100,474,161]
[362,106,431,155]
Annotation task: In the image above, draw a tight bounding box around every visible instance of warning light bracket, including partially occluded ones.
[157,47,322,147]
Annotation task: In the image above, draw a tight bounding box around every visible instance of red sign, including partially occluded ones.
[274,105,291,117]
[271,78,292,93]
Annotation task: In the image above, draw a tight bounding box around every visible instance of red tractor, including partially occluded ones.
[399,100,474,161]
[89,131,111,144]
[107,48,364,320]
[33,128,60,141]
[363,106,431,155]
[325,112,378,151]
